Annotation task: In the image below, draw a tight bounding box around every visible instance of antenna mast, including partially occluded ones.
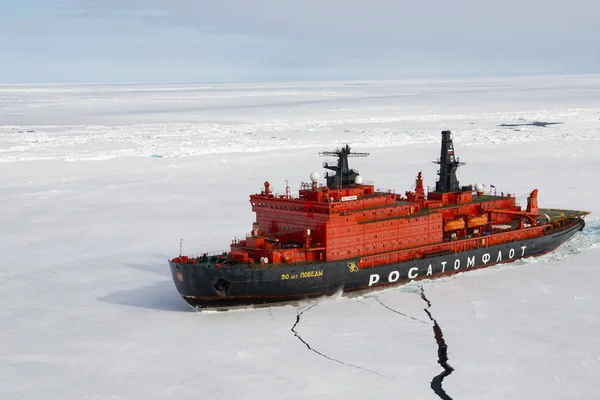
[433,130,465,193]
[319,144,369,188]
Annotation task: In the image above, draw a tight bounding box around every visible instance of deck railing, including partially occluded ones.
[186,249,229,259]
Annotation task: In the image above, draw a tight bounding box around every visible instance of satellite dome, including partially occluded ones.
[310,172,320,183]
[354,175,363,184]
[474,183,484,193]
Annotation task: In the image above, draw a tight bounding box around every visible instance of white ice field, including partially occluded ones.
[1,75,600,399]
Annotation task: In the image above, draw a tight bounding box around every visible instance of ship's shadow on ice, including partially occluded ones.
[99,281,192,312]
[98,260,193,312]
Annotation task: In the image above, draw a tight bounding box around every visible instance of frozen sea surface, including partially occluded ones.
[2,75,600,162]
[1,76,599,399]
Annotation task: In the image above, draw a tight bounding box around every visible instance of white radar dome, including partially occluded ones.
[474,183,484,192]
[354,175,363,184]
[310,172,320,183]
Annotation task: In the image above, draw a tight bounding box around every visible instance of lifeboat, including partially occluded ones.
[468,215,488,228]
[444,218,465,231]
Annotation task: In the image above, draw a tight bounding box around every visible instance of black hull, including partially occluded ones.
[169,218,585,309]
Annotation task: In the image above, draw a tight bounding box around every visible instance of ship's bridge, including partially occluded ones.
[298,181,375,203]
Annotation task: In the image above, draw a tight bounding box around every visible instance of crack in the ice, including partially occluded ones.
[291,302,390,380]
[420,286,455,400]
[375,297,429,325]
[353,298,369,306]
[469,300,478,317]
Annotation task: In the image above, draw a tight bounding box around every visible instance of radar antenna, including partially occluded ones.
[319,144,369,188]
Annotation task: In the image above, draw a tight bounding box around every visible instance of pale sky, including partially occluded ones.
[1,0,599,83]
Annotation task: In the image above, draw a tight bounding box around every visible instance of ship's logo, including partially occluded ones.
[177,272,184,282]
[347,262,358,273]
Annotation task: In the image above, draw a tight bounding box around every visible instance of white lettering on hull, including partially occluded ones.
[368,274,380,286]
[408,267,419,280]
[366,246,529,286]
[467,256,475,268]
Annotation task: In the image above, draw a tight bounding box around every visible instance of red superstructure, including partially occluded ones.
[226,131,562,269]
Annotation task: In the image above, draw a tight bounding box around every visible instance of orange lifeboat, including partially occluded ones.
[444,218,465,231]
[468,215,488,228]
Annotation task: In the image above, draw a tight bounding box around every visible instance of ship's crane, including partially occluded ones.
[319,144,369,188]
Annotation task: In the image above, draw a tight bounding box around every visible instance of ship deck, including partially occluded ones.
[357,195,589,224]
[539,208,590,222]
[357,194,507,223]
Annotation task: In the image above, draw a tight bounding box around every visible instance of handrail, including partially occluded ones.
[186,249,229,259]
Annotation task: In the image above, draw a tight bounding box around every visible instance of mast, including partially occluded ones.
[319,144,369,188]
[433,130,465,193]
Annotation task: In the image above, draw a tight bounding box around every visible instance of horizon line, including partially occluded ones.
[2,72,599,87]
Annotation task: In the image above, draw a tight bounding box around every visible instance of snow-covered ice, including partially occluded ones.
[1,75,599,399]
